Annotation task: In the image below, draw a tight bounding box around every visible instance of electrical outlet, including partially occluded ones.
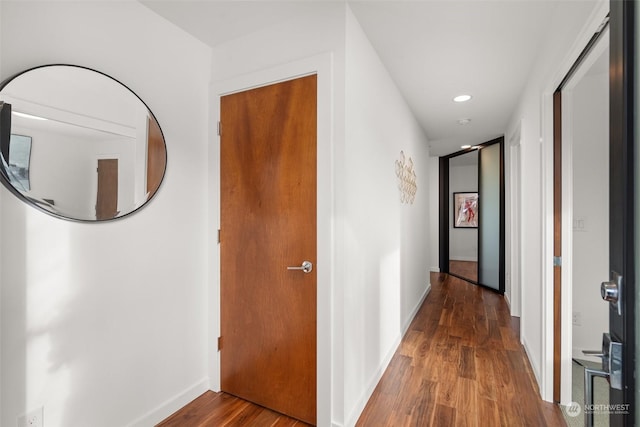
[17,407,43,427]
[572,311,582,326]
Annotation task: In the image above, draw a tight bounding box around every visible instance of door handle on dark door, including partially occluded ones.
[601,271,623,315]
[601,281,619,302]
[287,261,313,274]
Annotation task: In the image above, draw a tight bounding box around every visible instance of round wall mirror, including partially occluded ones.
[0,64,167,222]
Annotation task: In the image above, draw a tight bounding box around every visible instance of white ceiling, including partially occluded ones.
[142,0,574,156]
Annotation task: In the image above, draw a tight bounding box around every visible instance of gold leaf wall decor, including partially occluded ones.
[395,150,417,204]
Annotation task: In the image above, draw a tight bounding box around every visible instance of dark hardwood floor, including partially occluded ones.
[157,273,565,427]
[356,273,565,426]
[156,391,310,426]
[449,260,478,283]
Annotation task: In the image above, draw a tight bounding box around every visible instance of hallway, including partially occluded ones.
[356,273,565,426]
[158,273,565,426]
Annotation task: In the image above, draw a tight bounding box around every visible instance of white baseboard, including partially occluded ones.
[344,283,432,427]
[125,377,209,427]
[403,283,431,332]
[522,338,542,394]
[343,339,402,426]
[430,266,440,273]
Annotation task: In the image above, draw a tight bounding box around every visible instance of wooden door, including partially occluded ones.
[552,90,562,403]
[220,75,317,425]
[96,158,118,220]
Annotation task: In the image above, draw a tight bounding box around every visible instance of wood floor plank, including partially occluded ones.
[474,347,498,401]
[223,403,264,426]
[432,404,457,426]
[409,379,438,425]
[455,377,478,423]
[197,394,251,426]
[458,345,476,380]
[155,391,222,426]
[241,408,282,427]
[478,398,501,427]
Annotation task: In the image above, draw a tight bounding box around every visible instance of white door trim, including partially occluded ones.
[558,24,610,405]
[540,1,609,402]
[507,123,522,318]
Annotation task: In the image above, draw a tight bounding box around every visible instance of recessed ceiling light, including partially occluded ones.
[457,118,471,125]
[453,94,472,103]
[461,145,472,149]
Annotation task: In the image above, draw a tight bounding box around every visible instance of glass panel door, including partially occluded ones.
[478,141,503,291]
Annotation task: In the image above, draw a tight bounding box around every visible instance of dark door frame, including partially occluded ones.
[439,136,505,293]
[609,0,635,424]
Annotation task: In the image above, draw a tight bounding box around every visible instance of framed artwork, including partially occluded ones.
[454,192,478,228]
[7,134,32,190]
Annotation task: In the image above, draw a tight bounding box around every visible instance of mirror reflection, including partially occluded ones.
[449,150,478,282]
[0,65,166,221]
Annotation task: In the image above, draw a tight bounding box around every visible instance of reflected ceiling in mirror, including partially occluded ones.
[0,65,166,221]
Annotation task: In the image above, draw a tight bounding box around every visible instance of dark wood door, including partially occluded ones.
[220,75,317,424]
[607,1,635,424]
[96,158,118,220]
[552,90,562,403]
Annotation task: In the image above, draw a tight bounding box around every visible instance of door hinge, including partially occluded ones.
[217,121,221,136]
[217,229,221,244]
[553,256,562,267]
[218,336,223,351]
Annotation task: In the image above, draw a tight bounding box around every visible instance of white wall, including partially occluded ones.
[449,163,478,262]
[343,7,431,426]
[571,70,609,360]
[0,2,212,427]
[505,0,604,399]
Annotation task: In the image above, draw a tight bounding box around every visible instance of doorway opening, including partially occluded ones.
[439,137,505,293]
[552,18,610,409]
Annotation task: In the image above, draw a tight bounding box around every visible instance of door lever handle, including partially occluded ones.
[287,261,313,274]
